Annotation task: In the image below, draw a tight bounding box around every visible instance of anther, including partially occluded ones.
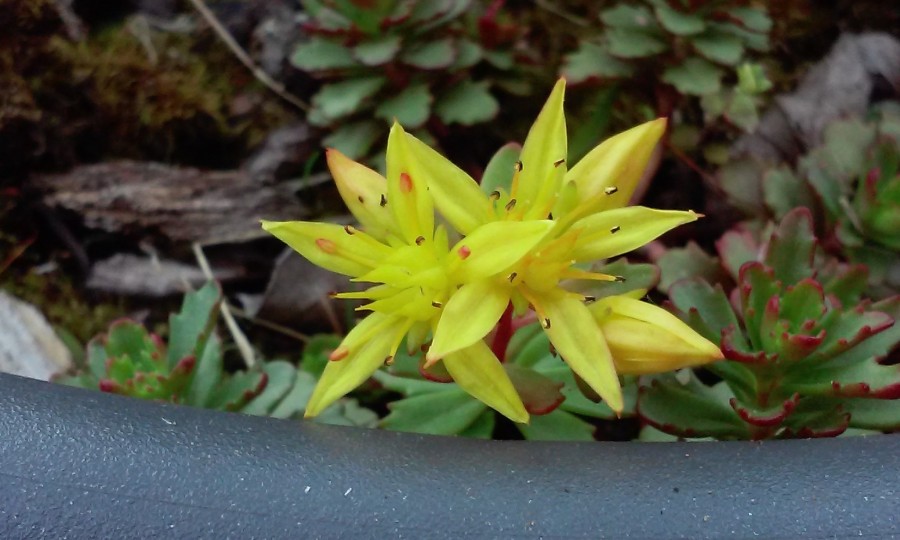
[415,235,425,245]
[507,272,517,282]
[384,356,394,366]
[541,318,552,329]
[514,160,523,172]
[610,226,621,234]
[315,238,337,254]
[553,158,565,167]
[505,199,517,211]
[548,212,553,219]
[380,194,387,207]
[614,275,627,282]
[583,295,596,304]
[604,186,618,195]
[549,343,558,357]
[399,172,413,193]
[327,291,338,298]
[329,347,349,361]
[431,301,443,308]
[458,245,471,259]
[489,190,501,201]
[344,225,354,235]
[357,195,364,203]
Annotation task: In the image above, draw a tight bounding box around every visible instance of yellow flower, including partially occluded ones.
[262,124,552,423]
[406,79,716,413]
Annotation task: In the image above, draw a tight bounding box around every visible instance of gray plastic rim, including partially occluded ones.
[1,373,898,539]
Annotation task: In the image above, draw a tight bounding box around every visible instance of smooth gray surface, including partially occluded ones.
[0,373,897,539]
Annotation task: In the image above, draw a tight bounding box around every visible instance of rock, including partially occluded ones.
[0,291,72,380]
[86,253,243,297]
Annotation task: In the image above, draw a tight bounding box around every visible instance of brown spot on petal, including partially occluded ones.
[400,172,413,193]
[514,160,523,172]
[431,301,443,308]
[553,158,565,167]
[344,225,354,235]
[610,226,621,234]
[604,186,618,195]
[316,238,337,254]
[505,199,517,211]
[541,318,551,329]
[380,194,387,207]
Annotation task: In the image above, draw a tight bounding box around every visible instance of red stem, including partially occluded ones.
[491,303,514,362]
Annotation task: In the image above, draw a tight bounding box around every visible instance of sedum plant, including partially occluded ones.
[643,209,900,439]
[55,282,376,424]
[292,0,528,159]
[263,79,722,426]
[719,103,900,295]
[562,0,772,132]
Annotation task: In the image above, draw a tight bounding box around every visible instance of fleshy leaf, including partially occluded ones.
[381,388,487,435]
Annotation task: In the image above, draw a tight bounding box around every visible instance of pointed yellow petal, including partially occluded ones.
[304,315,402,417]
[450,220,554,281]
[538,291,623,413]
[326,148,397,241]
[516,79,567,219]
[565,118,666,213]
[443,340,528,423]
[385,122,435,244]
[428,281,510,362]
[262,220,391,276]
[403,132,490,234]
[570,207,700,261]
[590,296,723,370]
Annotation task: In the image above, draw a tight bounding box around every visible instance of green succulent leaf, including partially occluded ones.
[167,281,220,370]
[452,39,482,69]
[291,38,358,71]
[374,83,432,128]
[601,4,658,30]
[763,208,817,285]
[639,373,749,439]
[481,142,521,195]
[323,120,382,159]
[692,31,745,65]
[561,42,634,84]
[654,4,705,35]
[353,35,403,66]
[663,58,723,95]
[312,77,387,122]
[242,361,297,416]
[299,334,343,378]
[185,333,222,407]
[607,27,667,59]
[402,38,457,70]
[381,388,487,435]
[457,410,496,439]
[208,370,267,411]
[657,242,723,293]
[516,409,596,441]
[435,80,499,125]
[727,6,773,33]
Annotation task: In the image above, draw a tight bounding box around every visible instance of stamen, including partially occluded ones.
[514,160,523,172]
[327,291,338,298]
[610,226,621,234]
[507,272,518,282]
[344,225,354,235]
[548,212,553,219]
[505,199,517,212]
[329,347,349,361]
[431,301,443,308]
[415,235,425,245]
[583,295,596,304]
[489,190,501,201]
[614,275,627,282]
[604,186,618,195]
[383,356,394,366]
[315,238,337,254]
[553,158,565,167]
[380,194,387,207]
[399,172,413,193]
[549,343,557,357]
[541,318,551,329]
[458,245,471,259]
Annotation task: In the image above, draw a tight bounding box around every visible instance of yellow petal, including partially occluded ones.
[443,340,529,423]
[262,220,391,276]
[537,290,623,413]
[565,118,666,214]
[304,315,402,417]
[570,207,700,261]
[326,148,397,241]
[403,132,490,234]
[516,79,567,220]
[450,220,554,281]
[385,122,435,245]
[428,280,510,362]
[590,296,723,373]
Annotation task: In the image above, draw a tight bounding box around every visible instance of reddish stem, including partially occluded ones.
[491,303,514,362]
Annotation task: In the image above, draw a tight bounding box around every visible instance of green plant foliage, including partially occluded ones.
[561,0,772,133]
[718,104,900,295]
[54,283,375,424]
[643,209,900,440]
[292,0,530,159]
